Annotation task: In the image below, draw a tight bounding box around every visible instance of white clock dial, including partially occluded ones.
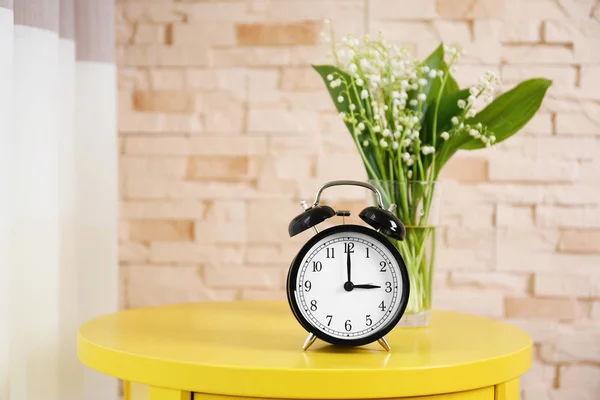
[293,229,405,340]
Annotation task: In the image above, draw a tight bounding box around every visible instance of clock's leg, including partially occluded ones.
[377,336,391,352]
[302,332,317,351]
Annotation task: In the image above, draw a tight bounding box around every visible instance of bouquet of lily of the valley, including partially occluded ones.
[314,25,551,324]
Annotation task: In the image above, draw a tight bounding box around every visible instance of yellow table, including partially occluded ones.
[78,300,532,400]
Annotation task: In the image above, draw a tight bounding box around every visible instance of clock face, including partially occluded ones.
[288,225,409,346]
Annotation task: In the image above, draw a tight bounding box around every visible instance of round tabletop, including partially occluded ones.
[78,300,532,399]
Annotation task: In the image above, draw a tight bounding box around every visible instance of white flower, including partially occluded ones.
[411,83,419,90]
[373,125,381,132]
[350,104,356,110]
[457,99,466,109]
[374,114,380,120]
[429,69,437,78]
[379,139,388,148]
[490,135,496,142]
[384,105,389,111]
[360,59,369,68]
[382,128,391,137]
[339,112,346,119]
[468,95,476,104]
[392,91,401,99]
[403,138,411,147]
[421,146,435,155]
[451,116,459,125]
[357,122,365,131]
[338,49,345,57]
[417,93,427,101]
[348,63,358,73]
[337,95,344,103]
[437,70,444,78]
[356,78,364,87]
[406,158,414,166]
[360,89,369,99]
[327,74,334,81]
[440,131,450,141]
[401,80,409,88]
[418,78,428,86]
[421,66,430,73]
[363,140,369,147]
[399,92,408,99]
[469,129,480,138]
[409,99,418,106]
[393,131,401,139]
[392,141,399,150]
[407,170,413,178]
[466,109,476,118]
[469,87,479,96]
[402,152,411,162]
[412,116,419,124]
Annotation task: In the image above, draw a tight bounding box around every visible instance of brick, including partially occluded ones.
[497,228,560,253]
[437,0,504,18]
[537,206,600,228]
[488,155,579,183]
[556,112,600,135]
[502,66,576,89]
[119,242,148,263]
[170,22,236,46]
[119,112,202,134]
[248,69,280,104]
[126,179,256,200]
[436,246,494,270]
[367,0,436,18]
[184,2,263,22]
[574,40,600,63]
[247,108,319,134]
[540,322,600,362]
[505,0,566,19]
[445,228,495,248]
[580,67,600,91]
[546,388,600,400]
[125,136,267,156]
[124,265,236,308]
[438,156,487,183]
[212,47,291,67]
[592,302,600,319]
[280,67,324,91]
[474,19,541,42]
[521,363,556,391]
[272,154,314,181]
[505,297,584,320]
[268,136,319,155]
[118,67,150,91]
[119,221,130,241]
[544,184,600,206]
[149,69,185,90]
[121,156,187,179]
[197,92,245,134]
[132,91,195,113]
[458,41,501,64]
[450,271,530,294]
[194,221,245,244]
[121,201,206,220]
[236,22,320,46]
[130,220,194,241]
[241,289,286,300]
[123,4,186,23]
[452,66,501,88]
[497,251,600,274]
[116,22,134,45]
[432,289,504,318]
[119,45,209,67]
[204,266,282,289]
[559,230,600,253]
[501,45,575,64]
[456,183,545,205]
[497,205,535,228]
[371,21,470,45]
[441,204,495,228]
[203,200,245,222]
[186,156,248,181]
[149,242,210,263]
[535,273,600,297]
[215,69,247,101]
[133,24,165,44]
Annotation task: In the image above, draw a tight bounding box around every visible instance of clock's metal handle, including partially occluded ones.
[311,180,385,209]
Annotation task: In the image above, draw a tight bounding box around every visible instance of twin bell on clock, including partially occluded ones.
[286,180,411,352]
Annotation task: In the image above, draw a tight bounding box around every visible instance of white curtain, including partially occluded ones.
[0,3,13,400]
[4,0,118,399]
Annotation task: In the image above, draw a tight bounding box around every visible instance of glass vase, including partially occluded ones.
[369,180,442,328]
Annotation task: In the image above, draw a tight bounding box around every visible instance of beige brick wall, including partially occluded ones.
[116,0,600,397]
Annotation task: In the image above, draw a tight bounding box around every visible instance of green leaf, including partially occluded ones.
[460,78,552,150]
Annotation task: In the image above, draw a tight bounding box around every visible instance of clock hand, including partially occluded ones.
[353,284,381,289]
[346,248,352,284]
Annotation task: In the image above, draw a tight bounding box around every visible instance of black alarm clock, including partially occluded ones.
[286,180,410,352]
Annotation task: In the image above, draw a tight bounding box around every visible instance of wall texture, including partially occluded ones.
[115,0,600,398]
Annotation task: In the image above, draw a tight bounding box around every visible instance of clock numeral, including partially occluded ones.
[344,319,352,331]
[310,300,318,311]
[312,261,323,272]
[365,314,372,326]
[378,301,386,312]
[326,315,333,326]
[304,281,312,292]
[366,247,370,258]
[385,281,392,293]
[344,242,355,254]
[380,261,387,272]
[326,247,335,259]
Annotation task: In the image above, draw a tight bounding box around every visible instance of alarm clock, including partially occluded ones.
[286,180,410,352]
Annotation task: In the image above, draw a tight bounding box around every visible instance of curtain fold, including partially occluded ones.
[74,1,118,399]
[11,1,61,399]
[0,3,14,400]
